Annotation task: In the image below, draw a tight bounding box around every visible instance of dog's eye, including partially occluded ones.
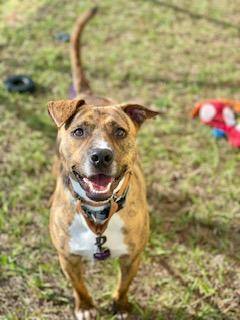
[115,128,127,139]
[72,127,84,137]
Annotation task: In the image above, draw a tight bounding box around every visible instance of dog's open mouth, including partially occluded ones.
[83,174,113,194]
[72,171,122,201]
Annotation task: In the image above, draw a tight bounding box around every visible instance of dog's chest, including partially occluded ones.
[68,213,128,259]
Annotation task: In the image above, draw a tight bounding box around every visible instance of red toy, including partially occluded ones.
[192,99,240,148]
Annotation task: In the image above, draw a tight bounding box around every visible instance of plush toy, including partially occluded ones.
[192,99,240,148]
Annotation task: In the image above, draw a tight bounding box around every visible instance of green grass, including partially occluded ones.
[1,0,240,319]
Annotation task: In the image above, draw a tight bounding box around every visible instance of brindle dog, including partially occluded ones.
[48,7,159,320]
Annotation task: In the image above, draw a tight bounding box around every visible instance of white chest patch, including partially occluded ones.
[69,212,128,260]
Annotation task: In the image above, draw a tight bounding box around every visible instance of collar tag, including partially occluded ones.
[93,235,111,260]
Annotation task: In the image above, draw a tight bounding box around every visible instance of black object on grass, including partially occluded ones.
[4,75,36,93]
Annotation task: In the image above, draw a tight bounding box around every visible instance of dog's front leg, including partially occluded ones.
[58,255,96,319]
[112,254,141,317]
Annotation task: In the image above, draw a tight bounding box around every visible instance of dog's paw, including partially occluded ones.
[111,301,131,319]
[75,308,97,320]
[115,311,128,319]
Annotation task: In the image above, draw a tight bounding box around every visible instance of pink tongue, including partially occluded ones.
[89,174,113,191]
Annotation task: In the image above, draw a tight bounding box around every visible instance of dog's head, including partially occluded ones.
[48,99,159,201]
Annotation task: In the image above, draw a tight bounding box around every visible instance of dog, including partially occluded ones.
[47,7,159,319]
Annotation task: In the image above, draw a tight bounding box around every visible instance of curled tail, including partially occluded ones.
[70,7,98,94]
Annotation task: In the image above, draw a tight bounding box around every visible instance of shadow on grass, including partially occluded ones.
[147,189,239,319]
[157,259,232,320]
[148,188,240,260]
[150,0,240,33]
[2,91,56,141]
[22,111,56,140]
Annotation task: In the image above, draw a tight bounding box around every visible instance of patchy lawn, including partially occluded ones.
[1,0,240,319]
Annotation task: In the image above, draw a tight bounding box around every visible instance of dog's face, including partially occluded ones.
[48,99,158,201]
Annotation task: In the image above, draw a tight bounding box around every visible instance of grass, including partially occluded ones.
[1,0,240,319]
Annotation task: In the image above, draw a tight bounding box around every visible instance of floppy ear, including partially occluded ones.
[120,103,160,127]
[47,99,85,127]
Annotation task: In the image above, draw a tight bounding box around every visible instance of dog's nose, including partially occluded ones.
[90,148,114,168]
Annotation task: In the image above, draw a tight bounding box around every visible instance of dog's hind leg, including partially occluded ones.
[58,255,96,319]
[112,254,141,317]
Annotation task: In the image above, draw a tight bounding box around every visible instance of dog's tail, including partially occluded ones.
[70,7,98,94]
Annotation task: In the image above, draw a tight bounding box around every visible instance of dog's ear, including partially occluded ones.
[47,99,85,128]
[120,103,160,127]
